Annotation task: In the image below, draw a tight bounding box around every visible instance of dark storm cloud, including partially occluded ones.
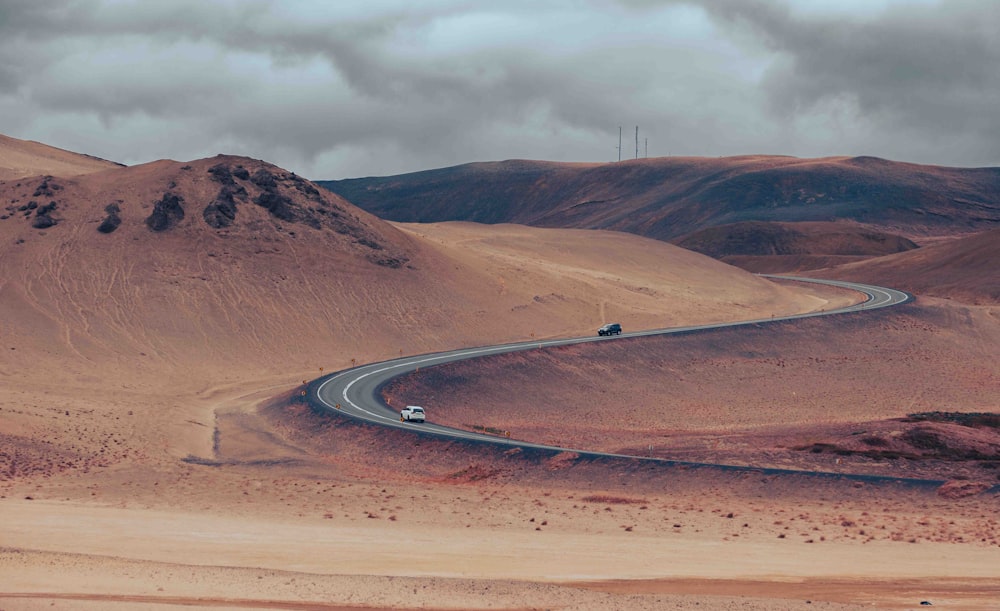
[697,0,1000,156]
[1,1,997,178]
[722,0,1000,119]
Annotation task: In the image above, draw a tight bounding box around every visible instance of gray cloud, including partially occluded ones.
[699,0,1000,158]
[1,0,997,178]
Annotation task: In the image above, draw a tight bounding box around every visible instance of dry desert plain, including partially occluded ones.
[1,135,999,610]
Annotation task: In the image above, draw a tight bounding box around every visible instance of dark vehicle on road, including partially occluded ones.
[598,323,622,336]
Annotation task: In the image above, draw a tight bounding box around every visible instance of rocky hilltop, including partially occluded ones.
[1,155,410,268]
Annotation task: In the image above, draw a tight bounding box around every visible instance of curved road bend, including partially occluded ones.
[309,277,937,486]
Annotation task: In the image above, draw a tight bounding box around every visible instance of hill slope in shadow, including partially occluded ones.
[320,155,1000,241]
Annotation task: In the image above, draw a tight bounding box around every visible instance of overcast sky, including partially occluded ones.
[2,0,998,178]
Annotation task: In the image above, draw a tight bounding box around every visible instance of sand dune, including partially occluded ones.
[0,133,122,180]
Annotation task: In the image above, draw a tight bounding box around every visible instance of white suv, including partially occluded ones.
[400,405,425,423]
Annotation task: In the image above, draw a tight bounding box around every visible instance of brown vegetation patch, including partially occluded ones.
[145,192,185,231]
[202,165,249,228]
[674,220,917,264]
[793,418,1000,469]
[447,464,508,482]
[97,202,122,233]
[0,433,113,481]
[580,494,649,505]
[937,479,993,499]
[904,411,1000,429]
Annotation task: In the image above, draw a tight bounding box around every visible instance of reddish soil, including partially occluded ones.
[673,220,919,273]
[817,228,1000,305]
[2,140,998,610]
[384,299,1000,485]
[320,155,1000,240]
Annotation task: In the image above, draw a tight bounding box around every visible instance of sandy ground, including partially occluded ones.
[2,151,998,610]
[3,295,998,610]
[0,133,121,180]
[384,299,1000,477]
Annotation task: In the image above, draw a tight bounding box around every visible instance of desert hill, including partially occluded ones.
[815,227,1000,305]
[0,133,123,180]
[319,155,1000,242]
[0,151,840,467]
[674,220,920,273]
[0,154,417,388]
[0,154,832,389]
[2,143,999,609]
[385,297,1000,480]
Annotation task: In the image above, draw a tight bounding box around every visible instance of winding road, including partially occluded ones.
[309,276,913,472]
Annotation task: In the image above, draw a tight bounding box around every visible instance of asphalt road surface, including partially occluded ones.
[308,276,931,484]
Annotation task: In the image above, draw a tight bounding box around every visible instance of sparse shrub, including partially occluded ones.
[903,428,946,451]
[98,203,122,234]
[208,164,234,185]
[31,213,56,229]
[371,256,407,268]
[145,193,185,231]
[581,495,648,505]
[253,190,296,222]
[33,178,53,197]
[204,185,241,228]
[860,436,888,447]
[251,168,277,189]
[906,411,1000,429]
[356,237,384,250]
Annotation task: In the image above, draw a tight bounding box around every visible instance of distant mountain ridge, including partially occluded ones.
[319,155,1000,240]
